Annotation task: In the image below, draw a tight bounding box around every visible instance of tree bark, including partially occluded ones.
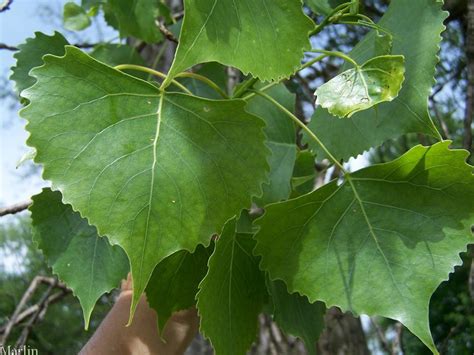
[444,0,468,22]
[317,308,370,355]
[463,0,474,153]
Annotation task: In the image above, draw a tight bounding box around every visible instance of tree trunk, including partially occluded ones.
[463,0,474,153]
[317,308,370,355]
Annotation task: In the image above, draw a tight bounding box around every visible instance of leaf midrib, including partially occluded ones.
[137,93,164,289]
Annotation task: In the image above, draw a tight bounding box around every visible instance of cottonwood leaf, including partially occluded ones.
[63,2,91,31]
[246,84,297,205]
[197,217,266,355]
[90,43,145,67]
[306,0,348,16]
[268,279,326,355]
[255,141,474,354]
[146,244,212,332]
[81,0,104,10]
[178,62,228,99]
[105,0,163,43]
[30,188,129,329]
[10,31,68,95]
[315,55,405,118]
[308,0,448,160]
[10,33,145,96]
[90,43,147,79]
[21,46,269,318]
[163,0,314,85]
[291,150,316,198]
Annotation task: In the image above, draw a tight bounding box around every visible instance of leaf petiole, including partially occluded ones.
[310,49,359,68]
[114,64,193,95]
[338,19,392,35]
[241,82,278,100]
[299,54,330,71]
[175,72,229,98]
[310,2,352,36]
[233,77,259,98]
[241,55,329,101]
[249,89,346,173]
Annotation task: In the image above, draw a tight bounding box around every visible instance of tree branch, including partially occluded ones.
[0,200,32,217]
[0,42,96,51]
[0,290,69,334]
[1,276,60,344]
[0,276,68,345]
[14,279,62,348]
[155,20,179,44]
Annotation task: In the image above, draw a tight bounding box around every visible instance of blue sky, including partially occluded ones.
[0,0,117,206]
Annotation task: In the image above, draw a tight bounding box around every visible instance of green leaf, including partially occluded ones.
[90,43,147,79]
[315,55,405,118]
[268,279,326,355]
[90,43,145,67]
[373,31,393,56]
[178,62,228,99]
[63,2,91,31]
[105,0,163,43]
[197,217,266,355]
[246,84,297,205]
[308,0,448,160]
[306,0,348,16]
[10,31,68,96]
[146,244,212,332]
[291,150,316,197]
[163,0,314,85]
[255,141,474,353]
[30,188,129,329]
[81,0,104,9]
[21,46,269,317]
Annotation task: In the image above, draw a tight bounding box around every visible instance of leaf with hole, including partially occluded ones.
[315,55,405,118]
[308,0,447,160]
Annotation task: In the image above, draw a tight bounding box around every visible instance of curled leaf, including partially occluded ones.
[315,55,405,118]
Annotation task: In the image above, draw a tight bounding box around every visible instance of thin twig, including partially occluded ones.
[370,317,392,354]
[172,11,184,21]
[0,276,67,344]
[431,100,451,139]
[294,73,315,102]
[0,200,31,217]
[393,322,404,354]
[0,290,70,334]
[0,42,96,51]
[155,20,178,44]
[14,280,57,348]
[1,276,42,344]
[0,42,18,50]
